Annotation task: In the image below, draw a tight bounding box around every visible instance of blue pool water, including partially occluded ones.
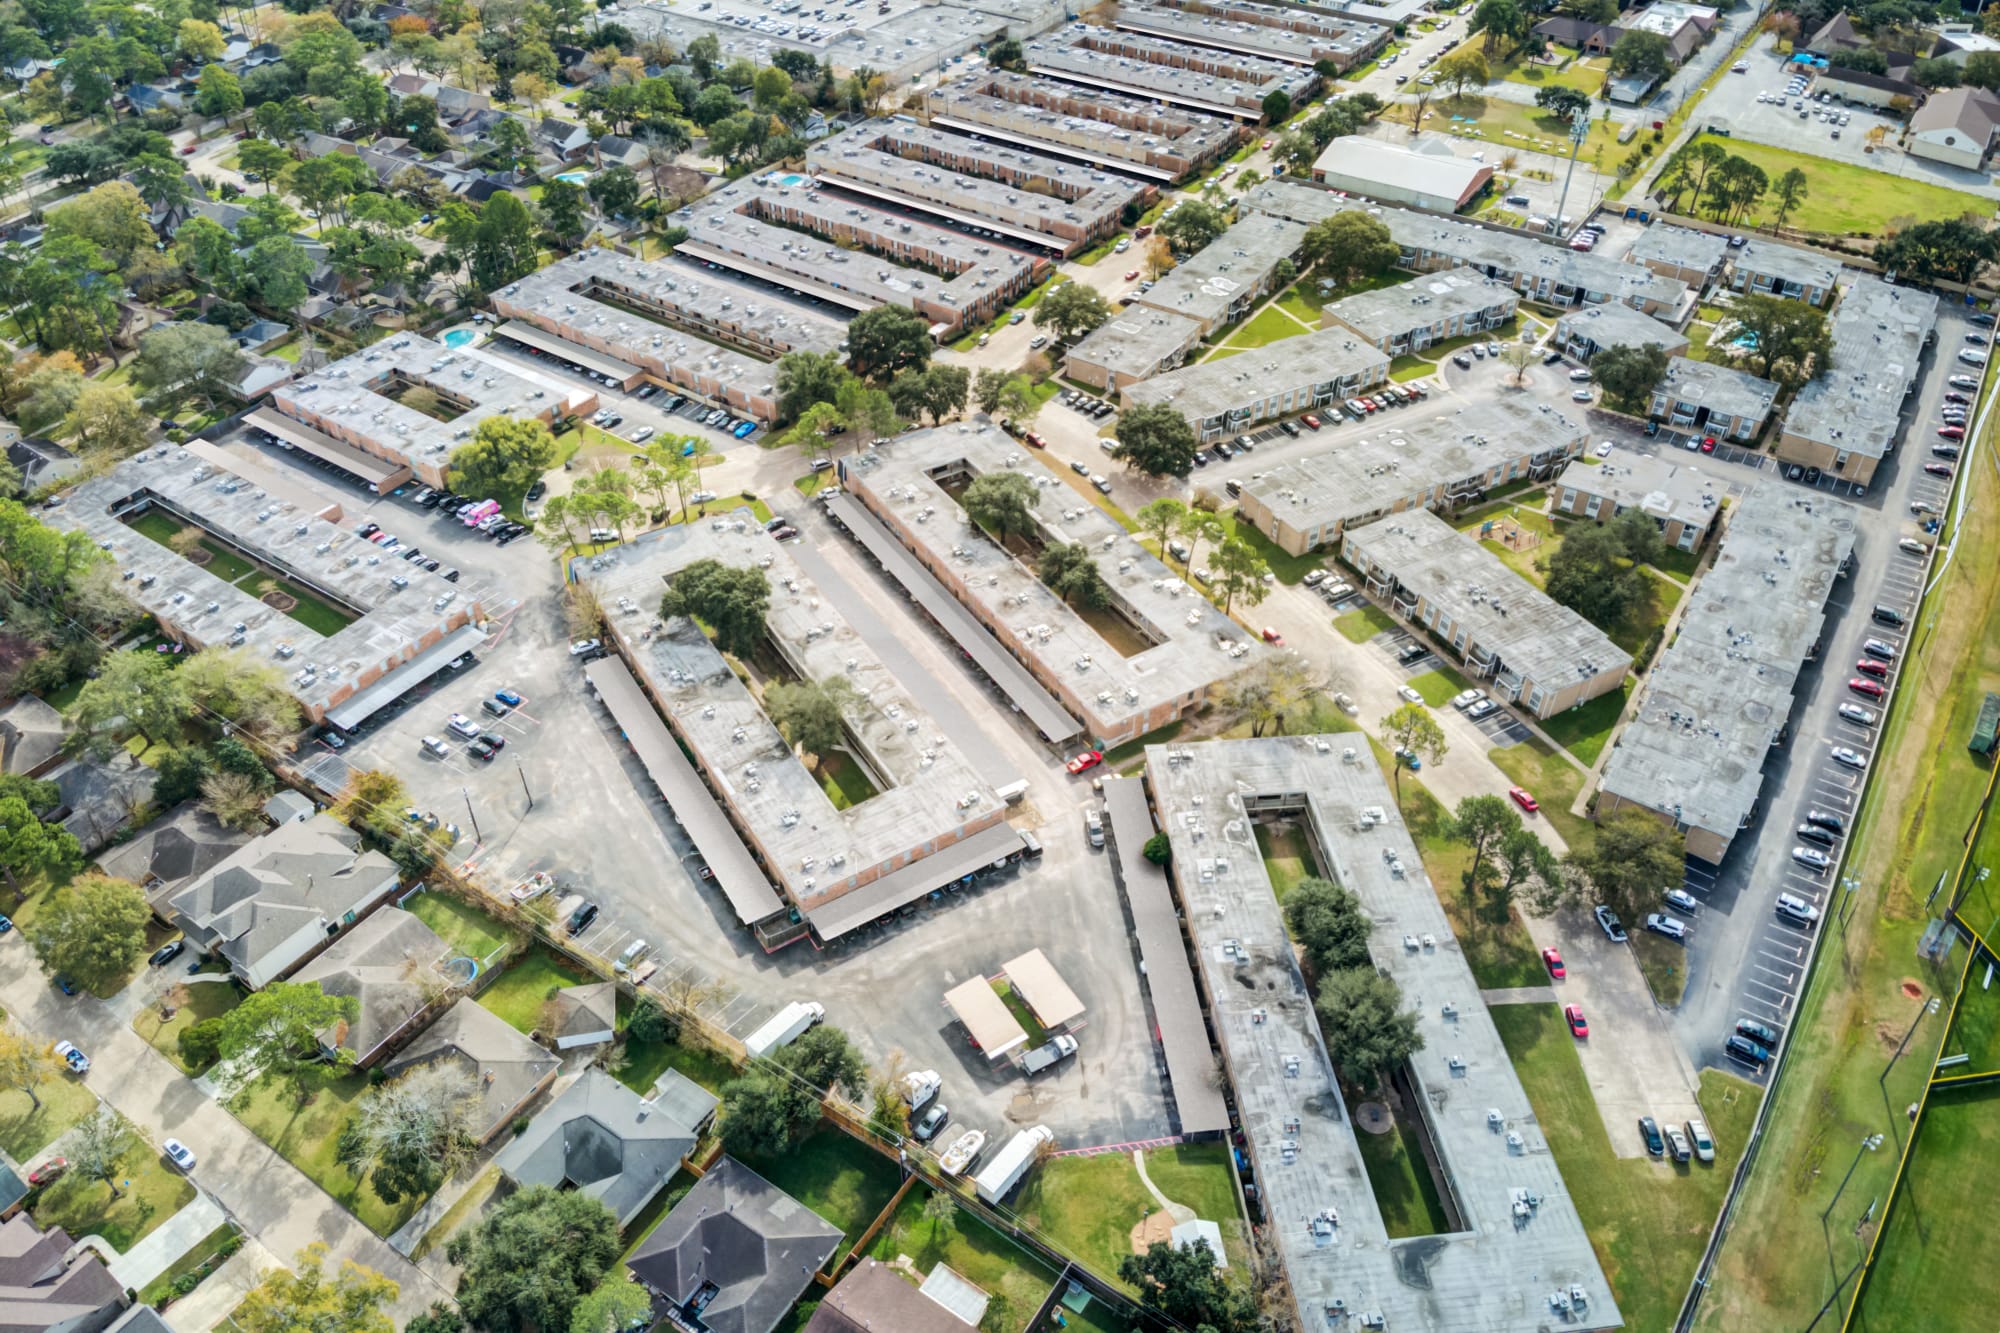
[777,173,807,187]
[442,328,477,348]
[555,170,590,184]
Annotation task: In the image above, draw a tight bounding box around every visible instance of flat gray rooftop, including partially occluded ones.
[1121,323,1388,423]
[1344,509,1630,691]
[1024,25,1317,116]
[840,424,1259,741]
[1656,356,1780,423]
[1734,238,1839,292]
[806,120,1139,249]
[1553,452,1722,533]
[1147,738,1620,1332]
[1113,0,1380,65]
[1242,395,1585,527]
[617,0,1053,77]
[46,448,478,719]
[1554,301,1689,355]
[678,176,1038,326]
[1626,224,1728,277]
[1781,274,1937,460]
[577,514,1001,909]
[1131,213,1308,329]
[1065,306,1205,378]
[1323,266,1518,341]
[924,72,1237,180]
[1599,485,1858,844]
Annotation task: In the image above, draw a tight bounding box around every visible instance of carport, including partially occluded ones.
[245,409,412,494]
[1000,948,1084,1031]
[804,822,1024,943]
[582,658,787,933]
[492,321,646,390]
[323,625,486,732]
[942,975,1029,1061]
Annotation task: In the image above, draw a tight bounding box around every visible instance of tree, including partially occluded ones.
[718,1070,817,1156]
[775,350,854,424]
[1730,292,1832,389]
[1033,280,1111,345]
[1493,827,1570,917]
[536,179,589,246]
[213,981,361,1076]
[1039,541,1110,608]
[781,400,846,457]
[658,559,771,657]
[1261,88,1291,124]
[569,1275,652,1333]
[1588,341,1670,412]
[586,165,642,218]
[68,1109,133,1202]
[235,1243,397,1333]
[197,62,245,120]
[449,416,557,499]
[961,471,1041,543]
[1301,211,1400,290]
[242,236,314,315]
[1545,512,1652,627]
[1119,1240,1257,1333]
[65,383,148,457]
[1535,85,1591,119]
[1143,832,1172,866]
[1136,497,1189,567]
[46,182,154,269]
[1609,30,1671,83]
[469,191,540,290]
[1211,536,1269,615]
[337,1063,484,1204]
[922,1187,958,1235]
[1220,652,1327,737]
[779,1024,867,1096]
[1469,0,1527,53]
[1315,966,1423,1089]
[0,1028,59,1111]
[1838,46,1888,75]
[0,796,82,892]
[1000,378,1042,426]
[1565,809,1685,924]
[1964,49,2000,91]
[238,139,296,194]
[974,367,1008,415]
[888,363,969,425]
[845,304,933,377]
[201,769,272,831]
[764,677,859,767]
[132,322,248,417]
[1285,876,1372,976]
[1914,56,1962,89]
[1769,167,1810,229]
[1155,198,1228,254]
[1875,218,1999,285]
[1437,46,1490,96]
[1381,702,1446,797]
[1705,154,1768,224]
[1112,402,1198,478]
[1176,508,1224,585]
[71,650,193,756]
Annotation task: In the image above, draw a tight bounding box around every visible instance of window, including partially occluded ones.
[1527,686,1546,713]
[1560,488,1577,509]
[1585,496,1602,518]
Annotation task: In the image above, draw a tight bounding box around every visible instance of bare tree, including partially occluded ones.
[71,1109,133,1201]
[337,1063,484,1202]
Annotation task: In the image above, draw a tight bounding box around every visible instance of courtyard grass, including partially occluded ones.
[1257,821,1314,903]
[1348,1088,1449,1238]
[1334,604,1398,643]
[737,1124,901,1253]
[131,981,242,1075]
[1499,50,1608,95]
[1014,1143,1245,1284]
[1212,510,1321,584]
[403,889,515,963]
[1391,357,1439,383]
[474,947,594,1035]
[0,1068,98,1160]
[1664,134,1993,237]
[228,1065,418,1236]
[994,979,1049,1050]
[1406,664,1475,709]
[1209,304,1309,352]
[30,1124,196,1254]
[1402,776,1545,989]
[869,1183,1060,1332]
[1539,681,1632,767]
[1487,738,1591,852]
[1495,1004,1759,1333]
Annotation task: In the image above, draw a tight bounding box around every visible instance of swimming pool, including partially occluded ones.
[442,328,477,349]
[777,173,807,188]
[555,171,590,184]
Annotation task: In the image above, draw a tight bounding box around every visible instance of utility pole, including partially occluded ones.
[461,785,482,844]
[1550,106,1591,238]
[516,758,534,811]
[1821,1135,1883,1225]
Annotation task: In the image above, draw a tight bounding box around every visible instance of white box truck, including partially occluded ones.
[743,1001,824,1059]
[975,1125,1053,1204]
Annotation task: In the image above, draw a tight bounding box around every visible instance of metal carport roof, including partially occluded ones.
[584,657,785,926]
[245,409,412,491]
[943,972,1030,1061]
[1001,948,1084,1030]
[1103,776,1230,1135]
[804,821,1024,943]
[323,624,486,732]
[823,491,1081,744]
[492,321,645,386]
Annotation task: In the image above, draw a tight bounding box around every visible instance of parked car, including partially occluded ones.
[1542,947,1565,980]
[1508,786,1539,813]
[1725,1034,1772,1066]
[1595,906,1627,942]
[1665,888,1701,915]
[1848,677,1885,699]
[1645,913,1688,941]
[1806,809,1847,835]
[913,1102,950,1142]
[1638,1116,1665,1156]
[26,1156,68,1187]
[1066,749,1103,775]
[447,712,480,738]
[1397,684,1424,705]
[1664,1124,1693,1163]
[163,1139,197,1171]
[1830,746,1867,769]
[1838,702,1878,727]
[1564,1004,1588,1038]
[567,901,599,935]
[569,639,601,656]
[149,940,185,967]
[1791,846,1832,872]
[52,1041,88,1074]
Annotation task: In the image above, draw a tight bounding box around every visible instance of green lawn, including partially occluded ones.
[1350,1090,1449,1237]
[1406,665,1474,709]
[1664,135,1992,237]
[611,1034,739,1097]
[870,1184,1060,1332]
[131,981,242,1075]
[1487,738,1591,852]
[31,1124,196,1253]
[1104,719,1184,769]
[1403,94,1624,160]
[1539,681,1632,767]
[1939,970,2000,1074]
[1500,50,1608,95]
[403,889,514,962]
[1495,1004,1759,1332]
[136,1221,240,1308]
[1334,604,1398,643]
[1453,497,1558,588]
[738,1124,901,1252]
[1630,929,1688,1006]
[229,1065,419,1236]
[1257,821,1314,903]
[0,1069,98,1159]
[816,750,881,811]
[794,472,828,497]
[1391,357,1439,383]
[1210,304,1309,352]
[1856,1082,2000,1330]
[1215,510,1321,585]
[1014,1144,1245,1285]
[475,948,595,1035]
[1401,776,1545,988]
[125,510,357,635]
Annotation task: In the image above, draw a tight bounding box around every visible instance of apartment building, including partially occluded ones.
[1648,357,1780,442]
[1551,452,1721,551]
[1023,26,1318,118]
[924,72,1238,183]
[1119,324,1389,440]
[1111,0,1386,70]
[1322,267,1519,355]
[1728,238,1838,305]
[1129,213,1308,334]
[1776,275,1938,486]
[1063,306,1207,390]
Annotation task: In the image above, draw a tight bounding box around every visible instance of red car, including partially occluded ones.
[1066,749,1104,775]
[1023,433,1045,448]
[1509,786,1539,813]
[1939,425,1966,440]
[1542,947,1566,980]
[1124,269,1140,281]
[1261,627,1284,645]
[27,1156,67,1187]
[1848,677,1886,699]
[1302,414,1322,430]
[1856,658,1889,678]
[1925,462,1955,477]
[180,142,197,155]
[1564,1003,1589,1039]
[1700,436,1717,453]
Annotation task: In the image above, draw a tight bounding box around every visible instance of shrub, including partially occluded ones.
[1143,832,1172,866]
[628,997,678,1045]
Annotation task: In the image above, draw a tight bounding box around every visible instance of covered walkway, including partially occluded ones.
[804,821,1023,943]
[246,408,411,493]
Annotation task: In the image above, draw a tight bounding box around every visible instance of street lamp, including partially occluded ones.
[461,786,482,844]
[1821,1134,1884,1225]
[1550,106,1591,239]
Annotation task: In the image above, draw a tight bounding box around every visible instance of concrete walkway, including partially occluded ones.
[1131,1149,1195,1226]
[1478,985,1558,1006]
[161,1236,281,1333]
[109,1192,225,1290]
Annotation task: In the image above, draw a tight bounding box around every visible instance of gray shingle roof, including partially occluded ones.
[381,999,559,1141]
[494,1068,698,1225]
[293,906,451,1061]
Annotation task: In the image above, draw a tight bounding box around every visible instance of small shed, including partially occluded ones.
[1973,692,2000,756]
[942,977,1028,1061]
[1001,949,1085,1031]
[545,982,616,1049]
[1171,1217,1228,1268]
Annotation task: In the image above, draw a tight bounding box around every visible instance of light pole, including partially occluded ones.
[1822,1134,1883,1226]
[516,758,534,811]
[1550,106,1590,238]
[1881,995,1940,1087]
[1838,875,1860,932]
[461,786,482,844]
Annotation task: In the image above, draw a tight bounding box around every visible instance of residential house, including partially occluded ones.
[222,40,281,73]
[627,1156,845,1333]
[1532,2,1714,66]
[265,790,315,824]
[51,753,157,854]
[297,132,357,161]
[1647,357,1780,442]
[386,74,491,124]
[232,319,291,351]
[379,1000,560,1141]
[1728,239,1837,305]
[294,906,453,1066]
[0,1163,24,1221]
[535,117,594,162]
[1803,11,1869,62]
[1907,87,2000,170]
[165,813,402,989]
[494,1068,701,1226]
[6,436,79,495]
[544,982,617,1050]
[0,695,64,777]
[127,84,186,114]
[804,1260,980,1333]
[595,134,652,170]
[97,805,252,918]
[0,1213,127,1333]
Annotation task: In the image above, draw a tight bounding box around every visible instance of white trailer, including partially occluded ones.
[975,1125,1053,1204]
[743,1000,824,1059]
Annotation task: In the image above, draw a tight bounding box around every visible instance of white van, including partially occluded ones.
[1775,893,1821,926]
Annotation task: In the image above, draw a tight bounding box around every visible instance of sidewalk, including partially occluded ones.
[109,1192,226,1290]
[160,1236,281,1333]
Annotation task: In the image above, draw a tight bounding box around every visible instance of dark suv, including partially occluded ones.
[1638,1116,1664,1157]
[567,901,599,935]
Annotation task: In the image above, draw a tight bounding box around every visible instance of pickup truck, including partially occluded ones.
[1020,1034,1077,1076]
